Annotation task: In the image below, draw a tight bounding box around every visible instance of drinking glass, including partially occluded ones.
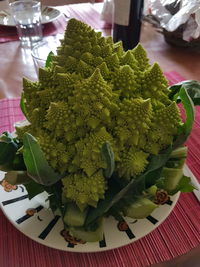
[9,0,43,47]
[31,37,61,74]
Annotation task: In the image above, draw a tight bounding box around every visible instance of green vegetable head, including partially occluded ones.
[19,18,185,208]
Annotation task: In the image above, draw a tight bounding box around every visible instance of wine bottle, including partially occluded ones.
[113,0,144,51]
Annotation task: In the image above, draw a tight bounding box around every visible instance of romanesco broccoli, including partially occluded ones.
[18,18,182,209]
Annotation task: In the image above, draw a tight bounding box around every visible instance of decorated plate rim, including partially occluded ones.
[0,169,181,253]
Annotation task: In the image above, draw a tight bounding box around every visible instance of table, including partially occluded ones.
[0,3,200,267]
[0,9,200,98]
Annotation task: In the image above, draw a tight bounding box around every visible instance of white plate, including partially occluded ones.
[0,6,61,26]
[0,169,180,253]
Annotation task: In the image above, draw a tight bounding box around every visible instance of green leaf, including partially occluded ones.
[4,170,31,185]
[101,142,115,178]
[23,133,61,186]
[48,194,58,212]
[107,207,125,222]
[20,92,29,119]
[168,80,200,105]
[144,146,172,187]
[172,86,195,149]
[168,81,198,149]
[180,87,195,135]
[85,179,121,226]
[0,132,14,143]
[0,163,13,172]
[0,153,26,172]
[144,167,163,188]
[0,132,18,165]
[45,51,54,68]
[170,175,196,194]
[44,181,64,215]
[24,180,45,200]
[12,153,27,170]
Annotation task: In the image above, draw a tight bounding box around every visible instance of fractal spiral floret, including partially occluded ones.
[16,18,182,209]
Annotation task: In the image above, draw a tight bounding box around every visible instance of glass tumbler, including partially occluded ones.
[9,0,43,47]
[31,38,61,74]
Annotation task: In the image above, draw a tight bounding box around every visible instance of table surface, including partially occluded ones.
[0,18,200,99]
[0,3,200,267]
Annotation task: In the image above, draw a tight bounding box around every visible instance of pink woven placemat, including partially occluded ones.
[0,16,67,43]
[0,71,200,267]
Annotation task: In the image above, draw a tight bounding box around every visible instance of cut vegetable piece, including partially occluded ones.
[146,185,157,196]
[161,167,183,191]
[64,202,88,227]
[123,198,158,219]
[170,146,188,159]
[69,218,104,242]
